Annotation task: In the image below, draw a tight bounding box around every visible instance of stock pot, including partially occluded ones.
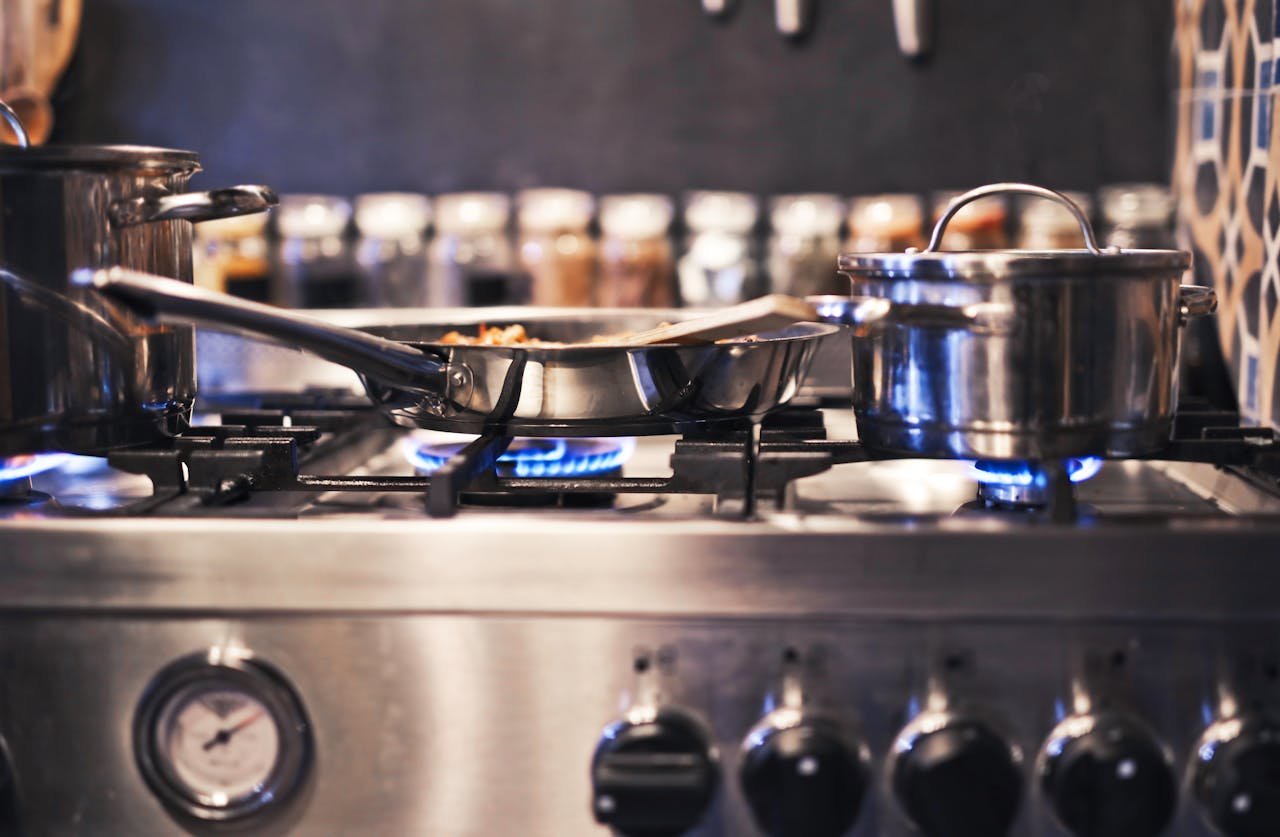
[0,102,276,455]
[818,183,1213,460]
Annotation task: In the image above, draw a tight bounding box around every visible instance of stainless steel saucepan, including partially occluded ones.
[77,268,837,436]
[0,100,277,456]
[815,183,1214,460]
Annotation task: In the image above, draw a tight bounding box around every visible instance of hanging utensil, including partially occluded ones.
[892,0,932,58]
[774,0,811,37]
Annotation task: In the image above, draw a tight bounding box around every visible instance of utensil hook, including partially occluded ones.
[924,182,1103,255]
[0,100,31,148]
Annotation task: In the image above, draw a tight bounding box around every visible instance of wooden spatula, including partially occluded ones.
[613,294,819,346]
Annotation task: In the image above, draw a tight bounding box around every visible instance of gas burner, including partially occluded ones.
[403,436,638,510]
[0,453,76,503]
[404,436,637,479]
[969,457,1103,509]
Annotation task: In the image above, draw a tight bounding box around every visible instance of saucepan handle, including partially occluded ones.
[111,185,279,227]
[72,267,469,399]
[1179,284,1217,325]
[925,182,1102,255]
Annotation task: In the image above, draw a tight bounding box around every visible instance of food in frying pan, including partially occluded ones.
[440,324,539,346]
[437,323,761,347]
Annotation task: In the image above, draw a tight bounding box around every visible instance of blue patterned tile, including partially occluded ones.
[1200,99,1216,142]
[1260,93,1272,150]
[1247,355,1259,412]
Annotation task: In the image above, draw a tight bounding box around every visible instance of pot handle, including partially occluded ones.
[807,294,1011,329]
[111,185,279,227]
[71,267,471,403]
[925,182,1103,255]
[1179,284,1217,324]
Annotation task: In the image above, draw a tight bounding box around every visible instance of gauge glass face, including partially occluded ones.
[155,683,281,808]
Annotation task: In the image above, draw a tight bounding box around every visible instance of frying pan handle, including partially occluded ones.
[72,267,468,399]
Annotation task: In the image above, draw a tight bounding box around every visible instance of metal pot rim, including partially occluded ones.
[837,248,1191,281]
[0,144,201,172]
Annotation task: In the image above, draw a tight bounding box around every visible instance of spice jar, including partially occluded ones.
[678,191,760,306]
[517,188,596,307]
[598,194,675,307]
[193,212,272,302]
[275,194,358,308]
[930,190,1008,250]
[429,193,522,307]
[354,192,432,307]
[845,194,925,252]
[1099,184,1176,249]
[767,193,846,296]
[1016,191,1093,249]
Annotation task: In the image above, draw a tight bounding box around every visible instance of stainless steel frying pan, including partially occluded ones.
[75,267,838,437]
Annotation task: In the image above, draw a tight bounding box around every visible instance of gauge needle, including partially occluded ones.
[202,709,266,751]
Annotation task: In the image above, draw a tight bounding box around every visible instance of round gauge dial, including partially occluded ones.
[134,650,311,822]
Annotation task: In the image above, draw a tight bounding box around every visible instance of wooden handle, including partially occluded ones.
[614,294,819,346]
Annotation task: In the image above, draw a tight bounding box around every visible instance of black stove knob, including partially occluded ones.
[739,716,869,837]
[1193,715,1280,837]
[891,715,1023,837]
[591,707,719,836]
[1040,713,1176,837]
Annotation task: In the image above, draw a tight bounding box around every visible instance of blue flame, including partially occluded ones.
[405,437,637,478]
[968,457,1104,486]
[0,453,78,483]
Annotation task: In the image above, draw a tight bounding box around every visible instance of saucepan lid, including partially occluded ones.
[837,183,1190,282]
[0,99,201,173]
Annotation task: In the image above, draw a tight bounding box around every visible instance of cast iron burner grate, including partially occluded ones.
[87,391,1280,521]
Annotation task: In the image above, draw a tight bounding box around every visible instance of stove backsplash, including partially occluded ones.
[1174,0,1280,427]
[54,0,1171,197]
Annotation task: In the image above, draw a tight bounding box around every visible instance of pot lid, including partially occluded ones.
[838,183,1190,281]
[0,98,201,172]
[0,144,201,173]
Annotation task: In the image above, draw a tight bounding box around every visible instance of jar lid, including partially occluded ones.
[517,188,594,232]
[434,192,510,233]
[847,194,923,237]
[1099,183,1174,227]
[930,190,1006,231]
[600,193,674,239]
[275,194,352,239]
[195,211,270,241]
[770,193,845,236]
[355,192,432,238]
[683,190,759,234]
[1019,190,1093,232]
[839,184,1189,281]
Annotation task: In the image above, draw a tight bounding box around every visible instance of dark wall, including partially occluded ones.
[52,0,1173,197]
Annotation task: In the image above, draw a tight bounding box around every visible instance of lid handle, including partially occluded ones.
[0,99,30,149]
[925,182,1103,255]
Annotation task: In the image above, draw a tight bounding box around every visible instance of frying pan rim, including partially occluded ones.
[359,321,842,356]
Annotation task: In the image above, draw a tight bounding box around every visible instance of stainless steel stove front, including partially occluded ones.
[2,508,1280,836]
[4,409,1280,836]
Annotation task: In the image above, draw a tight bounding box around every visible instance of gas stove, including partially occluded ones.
[3,384,1280,836]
